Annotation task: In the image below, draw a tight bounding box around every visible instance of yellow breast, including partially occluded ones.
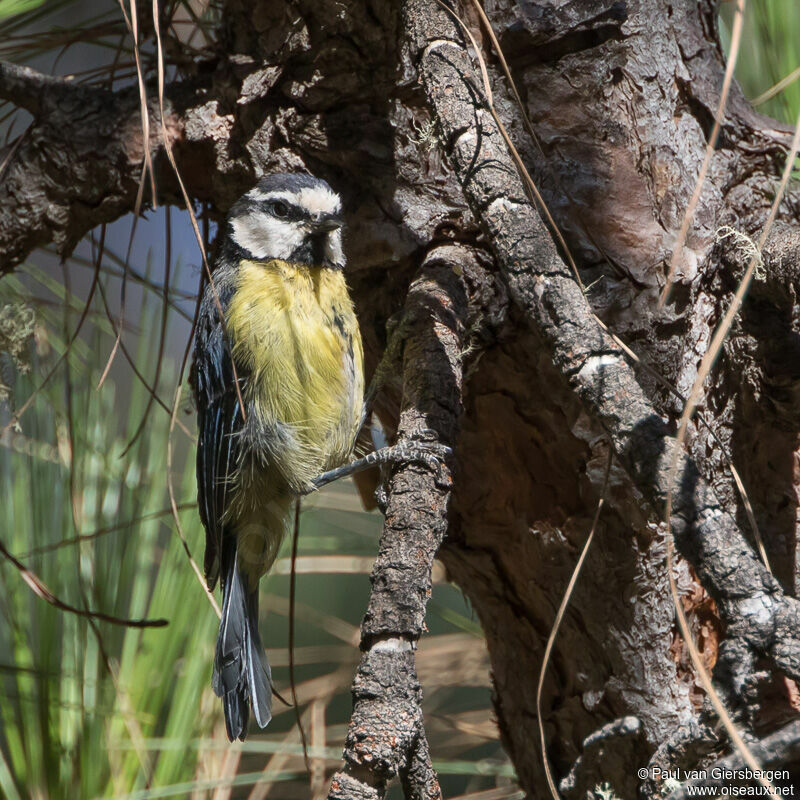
[226,259,364,488]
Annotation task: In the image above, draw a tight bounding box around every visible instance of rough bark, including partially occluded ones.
[2,0,800,797]
[403,0,800,792]
[328,246,467,799]
[0,65,254,269]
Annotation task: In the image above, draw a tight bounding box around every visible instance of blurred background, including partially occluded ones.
[0,1,797,798]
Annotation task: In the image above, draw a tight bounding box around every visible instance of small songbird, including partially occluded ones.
[192,173,364,740]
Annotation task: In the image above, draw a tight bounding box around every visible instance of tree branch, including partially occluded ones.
[327,244,469,799]
[560,717,644,800]
[0,60,97,116]
[0,61,251,273]
[402,0,800,708]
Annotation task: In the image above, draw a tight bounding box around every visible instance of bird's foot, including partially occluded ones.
[307,439,452,494]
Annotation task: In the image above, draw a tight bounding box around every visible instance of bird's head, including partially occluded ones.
[226,173,344,268]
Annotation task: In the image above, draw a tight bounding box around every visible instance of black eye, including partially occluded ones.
[270,201,289,218]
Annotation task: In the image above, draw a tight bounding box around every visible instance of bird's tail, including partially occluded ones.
[212,540,273,741]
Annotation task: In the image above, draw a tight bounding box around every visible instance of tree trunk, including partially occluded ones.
[2,0,799,797]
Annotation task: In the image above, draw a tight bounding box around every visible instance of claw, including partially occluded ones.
[423,454,440,471]
[399,441,453,486]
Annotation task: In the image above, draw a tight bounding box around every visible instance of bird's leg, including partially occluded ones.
[306,440,452,494]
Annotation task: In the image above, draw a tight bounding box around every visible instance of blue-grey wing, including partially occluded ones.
[192,276,243,589]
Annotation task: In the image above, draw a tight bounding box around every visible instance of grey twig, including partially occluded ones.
[0,60,98,116]
[560,717,644,800]
[327,244,470,799]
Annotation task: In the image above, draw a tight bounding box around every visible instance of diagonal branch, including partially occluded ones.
[327,244,469,800]
[401,0,800,702]
[0,59,249,274]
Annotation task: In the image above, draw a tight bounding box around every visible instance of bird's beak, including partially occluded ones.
[312,215,342,234]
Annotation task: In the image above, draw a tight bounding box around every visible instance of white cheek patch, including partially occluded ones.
[230,212,303,260]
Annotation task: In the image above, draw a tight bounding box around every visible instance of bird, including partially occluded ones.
[191,172,364,741]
